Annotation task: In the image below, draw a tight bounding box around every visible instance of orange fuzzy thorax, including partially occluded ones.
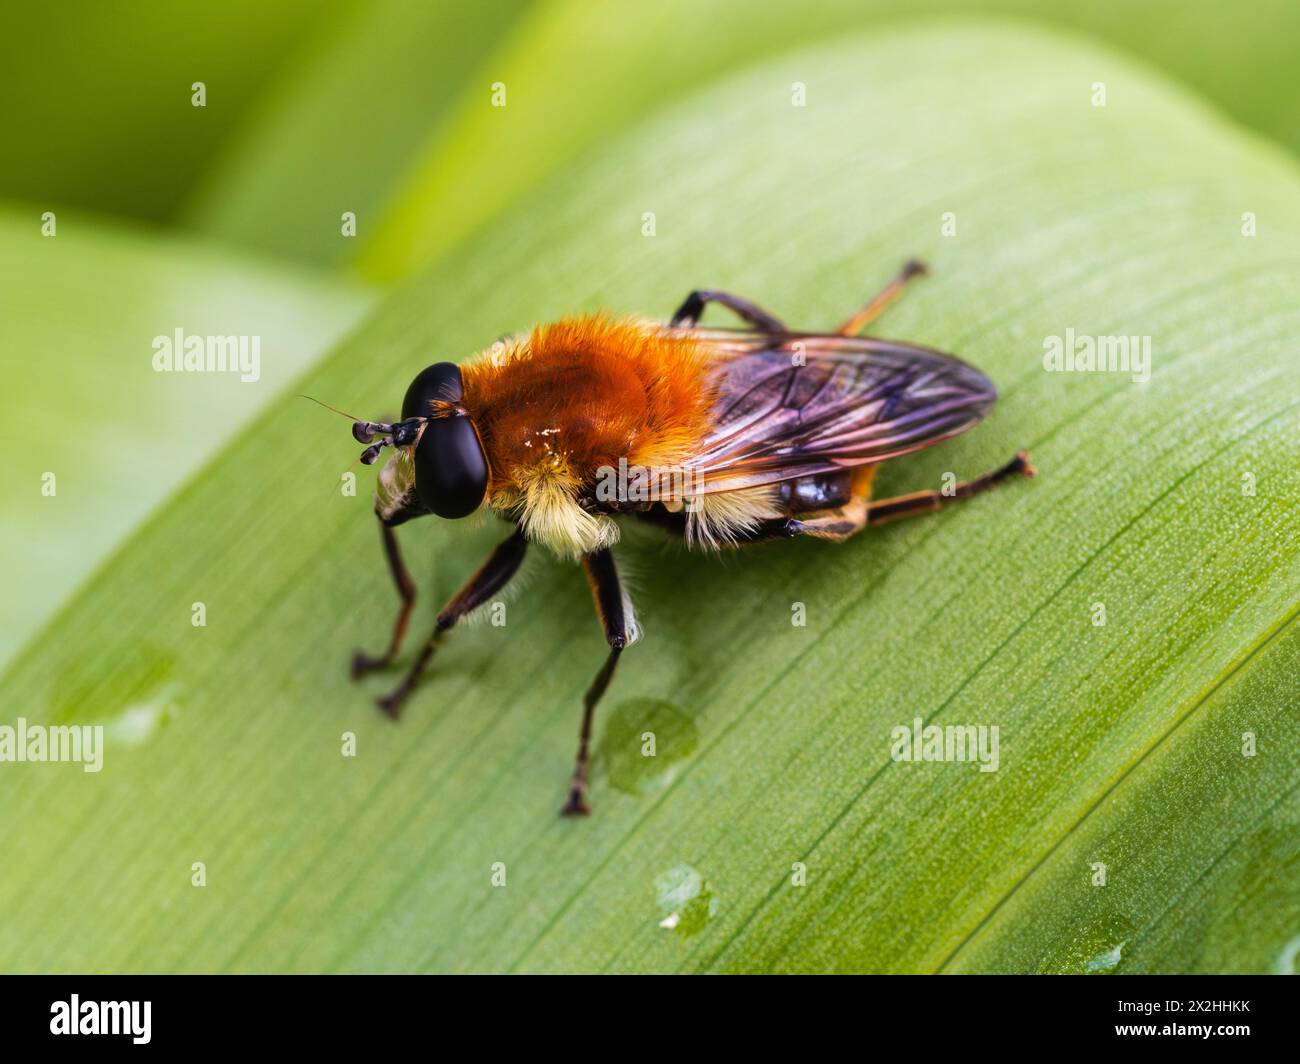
[460,314,715,498]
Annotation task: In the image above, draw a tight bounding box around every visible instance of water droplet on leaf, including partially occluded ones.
[599,699,698,795]
[655,864,718,936]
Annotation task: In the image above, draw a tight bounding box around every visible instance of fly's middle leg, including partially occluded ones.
[562,548,636,816]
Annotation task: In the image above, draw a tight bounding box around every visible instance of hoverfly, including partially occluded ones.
[341,260,1033,815]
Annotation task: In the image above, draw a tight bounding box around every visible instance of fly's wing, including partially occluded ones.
[680,328,997,496]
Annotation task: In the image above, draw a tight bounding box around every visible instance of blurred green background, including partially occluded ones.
[0,1,1296,973]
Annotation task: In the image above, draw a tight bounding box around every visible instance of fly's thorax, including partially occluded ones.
[459,314,714,493]
[455,313,718,557]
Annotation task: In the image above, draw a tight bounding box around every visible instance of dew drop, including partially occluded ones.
[1275,934,1300,975]
[1042,913,1136,974]
[655,864,718,936]
[103,685,178,746]
[47,641,179,745]
[598,699,698,796]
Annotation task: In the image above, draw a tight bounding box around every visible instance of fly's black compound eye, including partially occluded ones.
[402,361,462,419]
[404,363,489,519]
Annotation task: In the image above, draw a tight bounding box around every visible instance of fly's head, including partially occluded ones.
[352,362,489,519]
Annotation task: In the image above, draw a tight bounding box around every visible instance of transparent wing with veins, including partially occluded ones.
[679,328,997,496]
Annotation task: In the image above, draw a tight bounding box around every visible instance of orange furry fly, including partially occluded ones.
[339,260,1034,815]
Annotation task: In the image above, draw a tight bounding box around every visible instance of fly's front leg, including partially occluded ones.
[836,258,928,335]
[375,526,528,718]
[562,548,637,817]
[670,289,786,331]
[351,518,417,678]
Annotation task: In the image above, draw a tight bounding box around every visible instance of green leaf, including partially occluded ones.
[2,22,1297,973]
[0,205,371,666]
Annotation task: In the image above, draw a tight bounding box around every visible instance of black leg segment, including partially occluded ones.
[561,548,635,816]
[375,526,528,717]
[351,518,418,679]
[670,289,786,331]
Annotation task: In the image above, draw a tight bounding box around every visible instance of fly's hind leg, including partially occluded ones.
[375,527,528,718]
[792,451,1036,539]
[863,450,1035,524]
[836,258,928,336]
[640,452,1034,547]
[671,259,928,333]
[670,290,785,331]
[562,548,636,817]
[785,467,876,542]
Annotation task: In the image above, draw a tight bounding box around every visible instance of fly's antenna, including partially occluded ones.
[298,394,365,421]
[359,438,391,465]
[352,420,396,443]
[300,395,408,501]
[298,395,398,454]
